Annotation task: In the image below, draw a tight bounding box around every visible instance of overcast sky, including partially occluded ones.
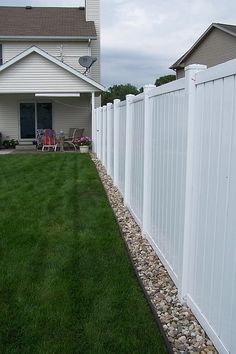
[0,0,236,88]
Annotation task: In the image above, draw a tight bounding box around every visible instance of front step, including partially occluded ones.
[19,141,34,145]
[16,144,37,151]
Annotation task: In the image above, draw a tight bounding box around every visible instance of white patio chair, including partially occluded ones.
[64,128,84,150]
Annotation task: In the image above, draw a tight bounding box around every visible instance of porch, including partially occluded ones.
[0,92,95,143]
[0,46,104,144]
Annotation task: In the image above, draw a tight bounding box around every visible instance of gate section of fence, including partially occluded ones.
[93,60,236,354]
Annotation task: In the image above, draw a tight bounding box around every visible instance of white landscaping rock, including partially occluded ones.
[91,154,218,354]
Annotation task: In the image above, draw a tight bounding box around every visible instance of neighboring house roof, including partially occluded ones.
[170,23,236,70]
[0,46,105,91]
[0,6,96,39]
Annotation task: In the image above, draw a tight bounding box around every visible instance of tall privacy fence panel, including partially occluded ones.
[145,80,187,286]
[115,101,127,195]
[185,65,236,354]
[106,104,114,178]
[92,60,236,354]
[128,93,145,225]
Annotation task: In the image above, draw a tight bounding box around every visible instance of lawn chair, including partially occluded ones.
[36,129,44,150]
[64,128,84,151]
[42,129,57,151]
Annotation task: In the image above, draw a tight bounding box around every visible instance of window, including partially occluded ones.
[0,44,2,65]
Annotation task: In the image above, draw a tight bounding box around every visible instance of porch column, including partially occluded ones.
[91,92,95,151]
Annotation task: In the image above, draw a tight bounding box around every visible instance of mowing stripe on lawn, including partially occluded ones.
[0,154,167,354]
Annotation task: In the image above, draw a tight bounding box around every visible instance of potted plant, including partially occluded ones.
[75,136,92,153]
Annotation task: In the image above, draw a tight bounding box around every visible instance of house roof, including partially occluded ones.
[0,6,96,39]
[0,46,105,92]
[170,23,236,70]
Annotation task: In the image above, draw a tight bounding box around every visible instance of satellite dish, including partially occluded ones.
[79,56,97,75]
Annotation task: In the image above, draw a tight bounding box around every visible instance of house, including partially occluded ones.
[170,23,236,79]
[0,1,104,144]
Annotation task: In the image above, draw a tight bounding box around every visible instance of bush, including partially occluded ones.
[3,139,19,149]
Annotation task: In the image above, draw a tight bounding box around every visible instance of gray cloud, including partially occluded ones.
[102,48,173,88]
[101,0,236,86]
[0,0,236,87]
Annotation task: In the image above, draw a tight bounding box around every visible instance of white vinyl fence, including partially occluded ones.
[92,60,236,354]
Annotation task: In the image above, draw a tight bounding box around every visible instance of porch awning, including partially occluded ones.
[35,93,81,97]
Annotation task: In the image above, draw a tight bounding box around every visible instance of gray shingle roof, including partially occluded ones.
[0,6,96,38]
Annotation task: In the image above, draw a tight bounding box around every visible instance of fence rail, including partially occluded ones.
[92,60,236,354]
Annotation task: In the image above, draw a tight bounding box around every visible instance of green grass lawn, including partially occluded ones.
[0,154,167,354]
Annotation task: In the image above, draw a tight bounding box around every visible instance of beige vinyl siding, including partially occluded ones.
[0,93,91,140]
[94,96,101,108]
[53,95,91,136]
[0,94,19,140]
[2,41,90,72]
[176,69,185,79]
[0,52,99,93]
[176,28,236,77]
[1,2,101,85]
[86,0,101,83]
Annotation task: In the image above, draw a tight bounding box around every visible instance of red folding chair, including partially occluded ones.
[42,129,57,151]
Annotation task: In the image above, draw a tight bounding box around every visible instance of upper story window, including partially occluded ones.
[0,44,2,65]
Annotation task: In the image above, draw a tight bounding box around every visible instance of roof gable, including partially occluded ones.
[0,6,96,39]
[170,23,236,70]
[0,46,104,92]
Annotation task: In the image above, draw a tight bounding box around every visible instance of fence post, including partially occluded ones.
[98,106,102,160]
[94,108,98,154]
[91,92,96,152]
[180,64,207,302]
[92,107,96,153]
[142,84,156,233]
[124,94,135,206]
[106,103,113,176]
[113,99,120,186]
[102,105,107,167]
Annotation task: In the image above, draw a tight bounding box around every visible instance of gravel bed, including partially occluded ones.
[92,155,218,354]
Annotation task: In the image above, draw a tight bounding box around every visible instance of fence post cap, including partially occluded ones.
[107,102,113,109]
[126,94,135,102]
[143,84,156,93]
[113,98,120,105]
[185,64,207,72]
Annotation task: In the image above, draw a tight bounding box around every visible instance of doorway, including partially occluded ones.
[20,102,52,139]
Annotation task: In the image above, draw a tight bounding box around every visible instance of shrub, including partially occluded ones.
[3,139,19,149]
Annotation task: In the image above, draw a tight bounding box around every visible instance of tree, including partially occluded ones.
[155,75,176,87]
[101,84,140,106]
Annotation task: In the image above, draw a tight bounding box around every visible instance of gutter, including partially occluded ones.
[0,36,97,42]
